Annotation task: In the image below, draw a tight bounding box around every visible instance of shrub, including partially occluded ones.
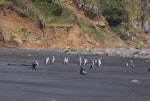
[21,27,28,36]
[52,3,63,16]
[101,0,129,26]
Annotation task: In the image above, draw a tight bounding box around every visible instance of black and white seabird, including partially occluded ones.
[83,58,88,65]
[80,67,88,76]
[51,56,55,64]
[79,56,82,66]
[44,57,50,64]
[90,59,95,69]
[64,57,69,64]
[97,58,102,67]
[32,60,39,70]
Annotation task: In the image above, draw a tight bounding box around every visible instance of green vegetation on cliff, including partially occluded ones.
[101,0,129,26]
[1,0,73,26]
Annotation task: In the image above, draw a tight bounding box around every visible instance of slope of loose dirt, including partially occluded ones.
[0,2,128,50]
[0,4,101,50]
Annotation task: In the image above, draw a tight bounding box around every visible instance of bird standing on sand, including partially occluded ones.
[79,57,82,66]
[44,57,50,64]
[97,58,102,67]
[83,58,88,65]
[51,56,55,64]
[80,67,88,76]
[90,59,95,69]
[64,57,69,64]
[32,60,39,70]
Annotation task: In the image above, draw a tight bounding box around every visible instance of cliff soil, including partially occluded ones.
[0,2,127,50]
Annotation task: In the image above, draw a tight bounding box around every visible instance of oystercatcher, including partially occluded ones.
[32,60,39,70]
[80,67,88,76]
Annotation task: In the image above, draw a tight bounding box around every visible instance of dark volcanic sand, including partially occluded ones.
[0,48,150,101]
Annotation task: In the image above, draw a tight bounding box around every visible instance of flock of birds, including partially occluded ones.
[7,54,150,76]
[31,56,102,76]
[30,55,150,76]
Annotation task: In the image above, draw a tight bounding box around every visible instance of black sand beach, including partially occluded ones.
[0,48,150,101]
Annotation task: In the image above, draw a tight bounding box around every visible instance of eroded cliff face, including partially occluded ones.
[0,4,100,50]
[0,0,150,50]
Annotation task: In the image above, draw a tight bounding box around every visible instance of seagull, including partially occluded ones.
[83,58,88,65]
[64,57,69,64]
[80,67,88,76]
[44,57,50,64]
[79,56,82,66]
[66,57,69,64]
[90,59,95,69]
[51,56,55,64]
[97,58,102,67]
[32,60,39,70]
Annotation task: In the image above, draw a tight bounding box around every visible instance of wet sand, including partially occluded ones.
[0,48,150,101]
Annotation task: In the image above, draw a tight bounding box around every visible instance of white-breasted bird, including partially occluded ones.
[97,58,102,67]
[32,60,39,70]
[51,56,55,64]
[83,58,88,65]
[44,56,50,64]
[90,59,95,69]
[79,56,82,66]
[64,57,69,64]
